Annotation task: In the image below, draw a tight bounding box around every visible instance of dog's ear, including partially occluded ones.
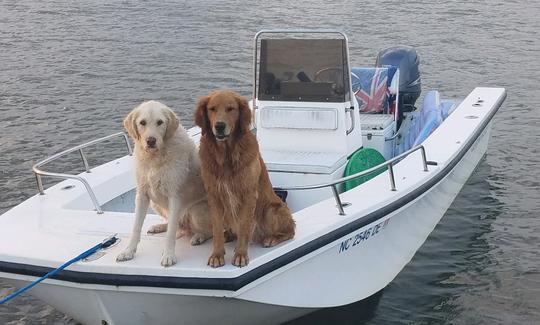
[124,108,140,140]
[195,95,211,135]
[164,107,179,140]
[236,93,252,134]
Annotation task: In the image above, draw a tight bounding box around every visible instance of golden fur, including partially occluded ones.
[195,90,295,268]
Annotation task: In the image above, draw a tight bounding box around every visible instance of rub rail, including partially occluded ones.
[275,145,429,215]
[32,132,132,214]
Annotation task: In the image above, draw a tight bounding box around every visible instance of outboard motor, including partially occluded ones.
[376,46,421,113]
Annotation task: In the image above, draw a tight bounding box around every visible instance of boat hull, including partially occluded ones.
[2,277,312,325]
[238,123,492,308]
[0,87,505,324]
[2,122,492,324]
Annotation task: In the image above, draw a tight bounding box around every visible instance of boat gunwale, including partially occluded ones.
[0,89,506,292]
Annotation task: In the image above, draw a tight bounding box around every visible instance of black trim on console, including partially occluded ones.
[0,92,506,291]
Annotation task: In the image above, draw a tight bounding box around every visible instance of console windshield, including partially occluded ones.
[258,38,349,102]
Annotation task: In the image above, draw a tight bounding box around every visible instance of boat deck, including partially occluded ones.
[0,88,506,287]
[0,151,427,280]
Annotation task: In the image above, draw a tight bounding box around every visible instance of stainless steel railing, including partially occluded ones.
[31,131,429,216]
[275,145,430,215]
[32,132,133,214]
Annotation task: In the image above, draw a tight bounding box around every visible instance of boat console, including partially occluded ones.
[253,31,362,211]
[252,32,422,211]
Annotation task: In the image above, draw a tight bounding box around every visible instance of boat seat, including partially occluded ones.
[261,150,347,174]
[351,67,393,114]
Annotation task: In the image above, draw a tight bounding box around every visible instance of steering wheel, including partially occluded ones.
[314,67,344,81]
[314,67,344,95]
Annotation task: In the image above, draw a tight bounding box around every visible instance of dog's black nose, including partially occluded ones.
[215,122,226,133]
[146,137,157,147]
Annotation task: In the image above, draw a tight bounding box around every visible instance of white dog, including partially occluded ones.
[116,100,212,267]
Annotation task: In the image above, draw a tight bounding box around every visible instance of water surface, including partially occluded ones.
[1,0,539,324]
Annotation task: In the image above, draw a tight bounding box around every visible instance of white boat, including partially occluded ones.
[0,30,506,325]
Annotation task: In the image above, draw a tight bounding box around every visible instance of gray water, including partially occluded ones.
[1,0,539,324]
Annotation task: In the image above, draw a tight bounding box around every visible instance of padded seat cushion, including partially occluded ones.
[351,67,390,114]
[261,150,347,174]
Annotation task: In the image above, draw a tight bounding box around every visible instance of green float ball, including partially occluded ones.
[344,148,387,191]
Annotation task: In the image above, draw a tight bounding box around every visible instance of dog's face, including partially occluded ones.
[124,100,179,152]
[195,90,251,141]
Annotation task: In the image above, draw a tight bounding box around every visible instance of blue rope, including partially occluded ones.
[0,235,118,305]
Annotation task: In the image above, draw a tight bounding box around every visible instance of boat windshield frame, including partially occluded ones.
[252,30,354,106]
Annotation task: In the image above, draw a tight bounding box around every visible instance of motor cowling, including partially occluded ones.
[376,46,421,112]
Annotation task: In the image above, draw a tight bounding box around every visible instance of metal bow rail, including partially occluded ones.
[32,132,132,214]
[31,131,429,216]
[275,145,430,215]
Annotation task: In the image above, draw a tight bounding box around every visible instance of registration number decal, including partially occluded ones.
[338,219,390,253]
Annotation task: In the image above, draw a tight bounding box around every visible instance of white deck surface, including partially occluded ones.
[0,88,505,282]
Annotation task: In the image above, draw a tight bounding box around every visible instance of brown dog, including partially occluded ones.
[195,90,295,268]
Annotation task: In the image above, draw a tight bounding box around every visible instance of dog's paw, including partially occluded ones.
[190,233,209,246]
[262,237,281,248]
[147,223,168,234]
[160,252,177,267]
[232,252,249,267]
[116,248,136,262]
[207,253,225,268]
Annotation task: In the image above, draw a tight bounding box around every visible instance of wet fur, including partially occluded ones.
[116,100,212,267]
[195,90,295,268]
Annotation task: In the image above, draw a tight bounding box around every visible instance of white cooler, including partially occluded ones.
[360,114,395,160]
